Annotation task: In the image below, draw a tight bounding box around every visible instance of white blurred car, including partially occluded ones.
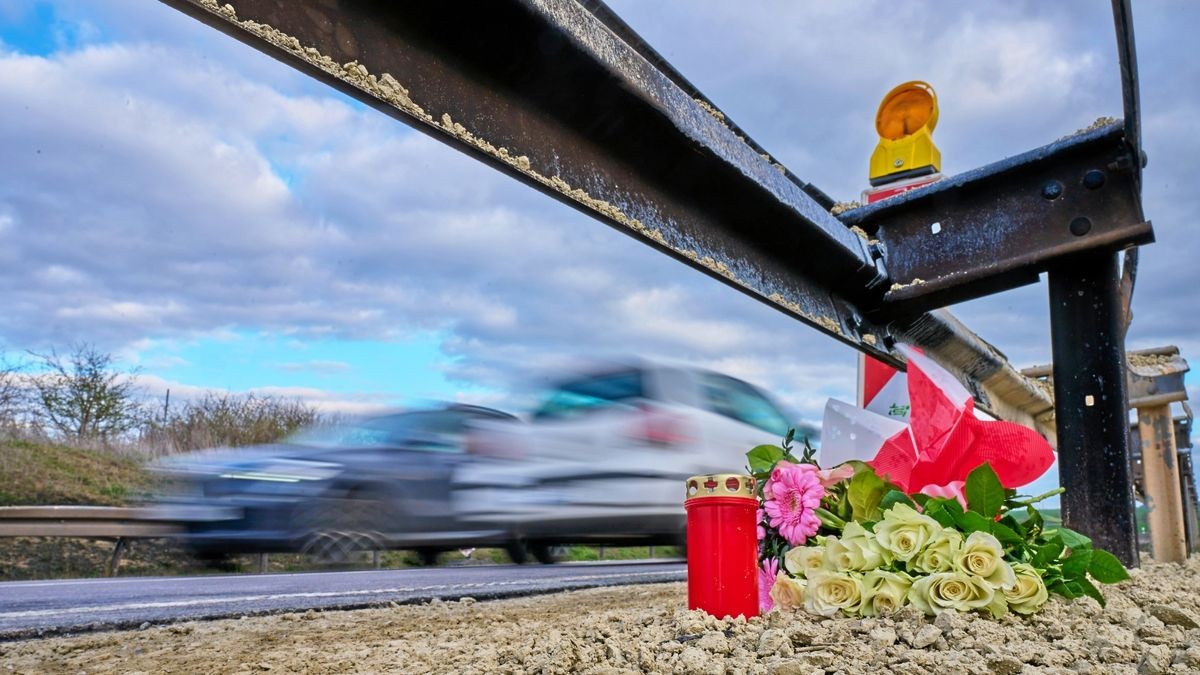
[454,360,796,563]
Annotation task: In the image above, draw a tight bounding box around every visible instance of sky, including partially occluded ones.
[0,0,1198,492]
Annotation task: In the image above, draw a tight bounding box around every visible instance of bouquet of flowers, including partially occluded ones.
[751,436,1129,618]
[751,350,1129,619]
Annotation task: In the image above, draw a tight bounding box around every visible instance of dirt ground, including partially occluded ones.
[4,557,1200,674]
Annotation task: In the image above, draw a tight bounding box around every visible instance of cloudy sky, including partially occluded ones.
[1,0,1197,459]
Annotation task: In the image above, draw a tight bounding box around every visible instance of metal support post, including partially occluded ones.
[1048,251,1138,566]
[1135,406,1187,561]
[257,553,269,574]
[105,538,127,577]
[1180,451,1199,552]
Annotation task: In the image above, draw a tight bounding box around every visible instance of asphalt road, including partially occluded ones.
[0,560,686,640]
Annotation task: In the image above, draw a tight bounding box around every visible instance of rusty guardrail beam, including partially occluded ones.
[158,0,893,361]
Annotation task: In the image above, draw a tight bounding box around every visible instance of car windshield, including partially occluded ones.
[700,373,791,436]
[533,370,644,419]
[287,410,471,451]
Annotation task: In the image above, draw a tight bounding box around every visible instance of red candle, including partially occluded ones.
[685,473,759,619]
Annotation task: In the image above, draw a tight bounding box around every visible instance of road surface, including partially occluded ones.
[0,560,685,640]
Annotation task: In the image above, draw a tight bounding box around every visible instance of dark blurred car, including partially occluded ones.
[153,404,516,564]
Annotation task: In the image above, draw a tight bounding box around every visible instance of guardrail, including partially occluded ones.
[1023,346,1198,561]
[0,505,234,576]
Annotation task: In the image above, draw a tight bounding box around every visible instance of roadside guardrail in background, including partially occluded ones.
[0,505,235,577]
[1023,346,1199,561]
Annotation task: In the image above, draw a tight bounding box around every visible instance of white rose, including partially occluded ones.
[770,573,807,612]
[954,531,1016,590]
[873,503,941,562]
[1003,563,1049,615]
[861,569,913,616]
[908,571,995,616]
[804,570,865,617]
[823,522,885,572]
[783,545,826,578]
[910,527,963,574]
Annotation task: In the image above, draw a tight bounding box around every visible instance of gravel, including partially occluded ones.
[3,556,1199,674]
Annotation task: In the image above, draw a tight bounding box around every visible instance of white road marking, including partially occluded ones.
[0,559,677,589]
[0,570,682,620]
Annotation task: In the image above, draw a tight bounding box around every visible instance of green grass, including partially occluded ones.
[563,545,682,562]
[0,439,154,506]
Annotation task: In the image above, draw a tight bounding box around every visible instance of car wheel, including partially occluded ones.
[295,488,397,564]
[504,541,530,564]
[416,549,441,566]
[530,543,566,565]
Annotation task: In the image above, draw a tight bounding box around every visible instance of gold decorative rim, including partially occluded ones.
[685,473,755,501]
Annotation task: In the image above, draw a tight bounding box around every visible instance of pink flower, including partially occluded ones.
[817,464,855,488]
[756,507,766,541]
[759,557,779,613]
[763,462,825,547]
[918,480,967,509]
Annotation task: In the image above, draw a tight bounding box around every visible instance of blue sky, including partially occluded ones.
[2,1,1198,502]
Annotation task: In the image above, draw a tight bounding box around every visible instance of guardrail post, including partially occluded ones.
[1180,450,1199,552]
[257,553,269,574]
[1048,251,1139,566]
[372,550,381,569]
[1135,405,1188,562]
[105,538,127,577]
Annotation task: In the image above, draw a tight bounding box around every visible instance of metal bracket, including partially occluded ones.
[841,122,1153,319]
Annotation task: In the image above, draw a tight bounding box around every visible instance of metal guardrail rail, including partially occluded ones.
[0,505,234,576]
[154,0,1154,563]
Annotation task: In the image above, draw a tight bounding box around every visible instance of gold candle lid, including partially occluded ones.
[685,473,755,501]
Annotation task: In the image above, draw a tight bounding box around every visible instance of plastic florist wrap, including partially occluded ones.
[749,348,1129,619]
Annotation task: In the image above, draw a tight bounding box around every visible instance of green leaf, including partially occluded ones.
[1048,580,1077,599]
[999,513,1025,536]
[746,444,785,474]
[1022,506,1044,533]
[941,497,965,519]
[1076,577,1106,607]
[956,510,995,534]
[924,502,956,528]
[1032,540,1064,568]
[879,489,916,512]
[992,522,1023,546]
[1088,549,1131,584]
[965,463,1005,518]
[1056,527,1092,551]
[1062,547,1093,580]
[910,493,931,507]
[847,466,887,521]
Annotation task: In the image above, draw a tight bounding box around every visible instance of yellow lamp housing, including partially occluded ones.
[869,81,941,186]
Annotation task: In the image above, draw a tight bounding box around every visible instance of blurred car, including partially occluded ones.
[153,404,517,564]
[453,360,796,563]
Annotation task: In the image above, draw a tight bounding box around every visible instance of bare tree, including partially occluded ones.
[0,356,25,428]
[28,344,143,442]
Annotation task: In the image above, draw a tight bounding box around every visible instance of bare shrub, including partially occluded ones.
[0,356,25,431]
[141,393,324,454]
[27,344,144,443]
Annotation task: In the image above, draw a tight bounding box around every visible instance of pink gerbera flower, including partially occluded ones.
[763,462,824,546]
[758,557,779,613]
[756,507,766,541]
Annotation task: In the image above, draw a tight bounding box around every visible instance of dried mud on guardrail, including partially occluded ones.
[4,557,1200,674]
